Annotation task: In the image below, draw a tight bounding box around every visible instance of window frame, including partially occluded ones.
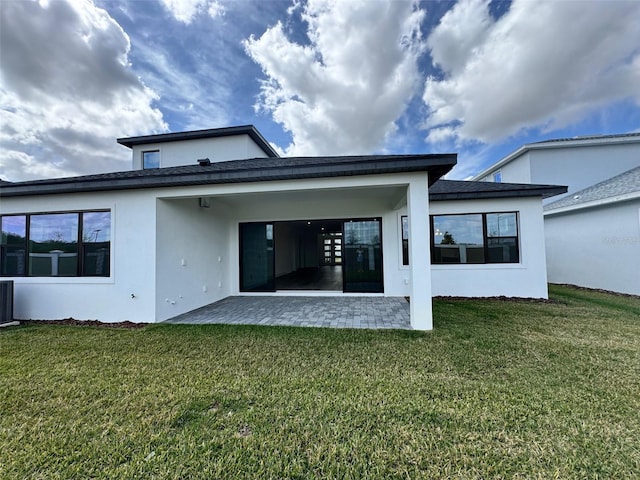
[493,170,502,183]
[0,209,111,277]
[430,211,520,265]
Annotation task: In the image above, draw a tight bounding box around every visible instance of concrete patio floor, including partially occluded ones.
[164,296,411,329]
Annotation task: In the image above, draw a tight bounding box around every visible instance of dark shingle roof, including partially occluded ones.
[0,154,457,198]
[117,125,280,158]
[544,166,640,211]
[430,179,567,201]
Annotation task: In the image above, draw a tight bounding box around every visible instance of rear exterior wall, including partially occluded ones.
[545,200,640,295]
[427,196,549,298]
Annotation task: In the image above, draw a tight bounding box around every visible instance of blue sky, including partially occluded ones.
[1,0,639,182]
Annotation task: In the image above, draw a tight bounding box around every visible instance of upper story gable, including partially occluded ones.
[117,125,279,170]
[472,133,640,202]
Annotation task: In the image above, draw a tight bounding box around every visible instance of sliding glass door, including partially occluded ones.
[343,219,383,293]
[240,222,275,292]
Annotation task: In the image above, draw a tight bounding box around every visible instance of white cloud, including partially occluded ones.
[423,0,640,143]
[159,0,224,24]
[0,0,166,181]
[244,0,425,156]
[126,40,231,131]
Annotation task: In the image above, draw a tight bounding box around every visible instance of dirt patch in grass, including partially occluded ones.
[434,295,558,303]
[21,318,148,329]
[406,295,558,304]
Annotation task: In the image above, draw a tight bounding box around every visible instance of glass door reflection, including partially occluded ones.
[343,219,383,293]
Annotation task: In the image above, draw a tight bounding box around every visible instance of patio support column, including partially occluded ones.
[407,174,433,330]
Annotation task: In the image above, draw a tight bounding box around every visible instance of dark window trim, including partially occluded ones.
[0,209,111,277]
[430,211,520,265]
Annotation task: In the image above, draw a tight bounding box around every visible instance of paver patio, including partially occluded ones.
[164,296,411,329]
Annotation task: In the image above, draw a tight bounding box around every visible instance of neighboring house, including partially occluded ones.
[0,126,565,330]
[544,167,640,296]
[472,133,640,204]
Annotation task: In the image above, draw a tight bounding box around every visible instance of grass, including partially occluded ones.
[1,284,639,479]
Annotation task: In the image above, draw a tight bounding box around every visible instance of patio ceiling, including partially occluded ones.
[198,185,408,211]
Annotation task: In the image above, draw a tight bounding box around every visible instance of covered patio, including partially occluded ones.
[164,296,411,329]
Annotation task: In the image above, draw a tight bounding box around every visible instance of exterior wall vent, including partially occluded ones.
[197,158,211,166]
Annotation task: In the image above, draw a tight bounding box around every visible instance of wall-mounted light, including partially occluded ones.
[199,197,210,208]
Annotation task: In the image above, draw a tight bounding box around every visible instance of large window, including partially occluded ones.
[431,212,519,264]
[0,210,111,277]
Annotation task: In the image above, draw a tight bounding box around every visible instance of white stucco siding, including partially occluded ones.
[498,153,532,184]
[155,198,232,321]
[429,197,549,298]
[480,153,532,183]
[545,200,640,295]
[0,190,157,322]
[530,143,639,202]
[131,134,269,169]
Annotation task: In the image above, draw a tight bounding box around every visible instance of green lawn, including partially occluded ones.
[1,285,639,479]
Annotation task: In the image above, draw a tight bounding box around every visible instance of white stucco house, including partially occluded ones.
[473,133,639,295]
[473,133,640,203]
[544,167,640,296]
[0,126,565,329]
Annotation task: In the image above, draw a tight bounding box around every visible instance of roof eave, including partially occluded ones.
[0,155,457,198]
[430,185,567,201]
[470,145,529,180]
[544,190,640,216]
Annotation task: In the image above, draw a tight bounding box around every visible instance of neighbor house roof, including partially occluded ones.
[0,154,457,198]
[544,166,640,214]
[472,132,640,181]
[117,125,280,158]
[430,179,566,201]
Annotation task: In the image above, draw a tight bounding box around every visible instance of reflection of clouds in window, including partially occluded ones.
[83,212,111,242]
[347,221,380,245]
[2,216,26,239]
[30,214,78,243]
[433,215,483,245]
[143,151,160,169]
[401,216,409,240]
[487,213,517,237]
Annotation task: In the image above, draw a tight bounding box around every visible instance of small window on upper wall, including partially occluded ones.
[493,170,502,182]
[142,150,160,169]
